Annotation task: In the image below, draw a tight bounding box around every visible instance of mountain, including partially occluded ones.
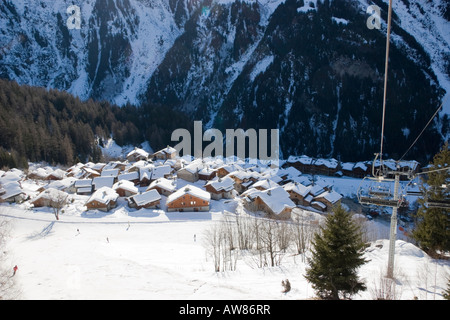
[0,0,449,163]
[0,0,190,105]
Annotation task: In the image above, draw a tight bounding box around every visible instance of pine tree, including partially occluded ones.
[412,142,450,258]
[304,205,368,300]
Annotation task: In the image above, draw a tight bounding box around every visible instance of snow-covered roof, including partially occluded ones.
[28,167,50,178]
[130,189,161,206]
[113,180,138,193]
[157,146,177,155]
[82,167,100,175]
[354,162,368,171]
[93,176,115,189]
[311,201,327,209]
[117,171,139,182]
[46,177,76,190]
[147,178,177,192]
[341,162,355,171]
[252,178,279,190]
[87,187,119,205]
[226,170,260,181]
[167,185,210,204]
[248,186,296,215]
[277,166,302,178]
[0,181,24,199]
[127,147,149,158]
[47,168,67,179]
[151,164,172,178]
[102,161,124,171]
[205,176,235,192]
[283,181,310,197]
[179,159,204,174]
[75,179,92,188]
[101,169,120,177]
[314,158,338,168]
[307,184,325,197]
[33,188,68,202]
[314,190,342,204]
[287,155,313,164]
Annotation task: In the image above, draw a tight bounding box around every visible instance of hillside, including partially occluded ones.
[0,79,191,167]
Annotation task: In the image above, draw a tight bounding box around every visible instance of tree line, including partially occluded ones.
[0,79,192,169]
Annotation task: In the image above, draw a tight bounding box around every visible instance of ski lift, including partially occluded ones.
[358,153,403,207]
[423,184,450,209]
[405,179,423,197]
[357,176,405,208]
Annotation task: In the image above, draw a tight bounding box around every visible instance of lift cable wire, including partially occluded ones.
[379,0,394,169]
[415,166,450,176]
[399,96,449,162]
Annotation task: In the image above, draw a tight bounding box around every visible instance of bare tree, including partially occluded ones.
[203,222,222,272]
[51,193,68,221]
[291,210,320,262]
[370,267,404,300]
[203,218,238,272]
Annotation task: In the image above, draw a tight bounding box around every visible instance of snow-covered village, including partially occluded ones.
[0,142,448,301]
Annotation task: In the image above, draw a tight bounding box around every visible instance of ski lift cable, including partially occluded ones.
[379,0,393,166]
[415,166,450,176]
[399,95,449,162]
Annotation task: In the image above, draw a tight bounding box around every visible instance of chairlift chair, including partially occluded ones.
[357,176,405,208]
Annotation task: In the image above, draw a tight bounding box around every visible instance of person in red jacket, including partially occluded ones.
[13,265,18,276]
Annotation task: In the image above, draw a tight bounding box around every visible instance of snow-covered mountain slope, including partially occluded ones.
[357,0,450,113]
[0,0,188,105]
[0,0,448,162]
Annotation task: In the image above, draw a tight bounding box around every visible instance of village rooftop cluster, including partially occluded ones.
[0,146,421,220]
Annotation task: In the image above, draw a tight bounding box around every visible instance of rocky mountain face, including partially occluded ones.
[1,0,449,163]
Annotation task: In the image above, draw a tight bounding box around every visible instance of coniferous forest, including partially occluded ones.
[0,79,191,168]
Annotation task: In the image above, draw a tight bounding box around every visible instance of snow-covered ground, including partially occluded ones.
[1,184,448,300]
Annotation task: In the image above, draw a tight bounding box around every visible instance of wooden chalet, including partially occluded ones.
[243,186,295,220]
[85,187,119,212]
[152,146,177,160]
[166,185,210,212]
[205,176,235,200]
[313,190,343,212]
[176,159,203,182]
[74,179,93,195]
[283,182,311,206]
[31,188,68,208]
[113,180,139,197]
[126,148,149,162]
[146,178,177,196]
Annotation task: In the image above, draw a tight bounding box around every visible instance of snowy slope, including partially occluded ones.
[1,204,448,300]
[0,166,448,300]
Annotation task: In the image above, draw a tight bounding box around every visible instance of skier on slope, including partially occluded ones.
[12,265,18,276]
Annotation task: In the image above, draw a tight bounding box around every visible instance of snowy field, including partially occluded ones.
[1,197,449,301]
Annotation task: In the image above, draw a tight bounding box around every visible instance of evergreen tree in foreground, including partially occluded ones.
[305,205,368,300]
[412,142,450,258]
